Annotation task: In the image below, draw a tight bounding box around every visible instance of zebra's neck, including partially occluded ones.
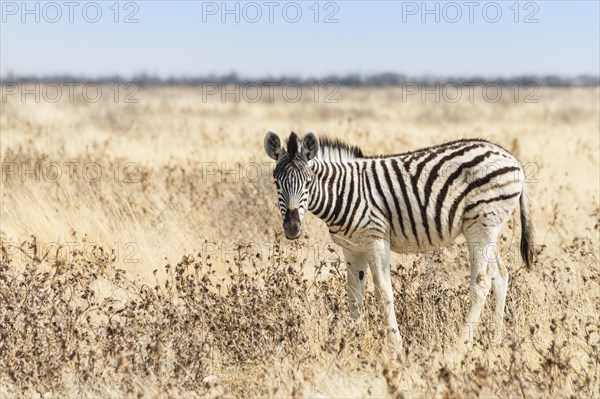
[306,158,359,227]
[307,137,363,212]
[306,139,364,224]
[306,159,332,218]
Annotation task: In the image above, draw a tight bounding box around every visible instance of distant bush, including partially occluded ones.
[2,72,598,87]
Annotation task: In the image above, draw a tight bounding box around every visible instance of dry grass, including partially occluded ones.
[1,86,599,398]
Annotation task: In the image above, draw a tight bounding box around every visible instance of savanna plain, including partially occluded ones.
[1,85,599,398]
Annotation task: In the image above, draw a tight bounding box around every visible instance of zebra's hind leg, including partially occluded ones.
[342,248,367,321]
[365,239,402,348]
[489,243,509,342]
[460,228,499,347]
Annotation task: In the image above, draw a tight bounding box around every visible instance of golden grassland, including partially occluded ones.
[0,85,599,398]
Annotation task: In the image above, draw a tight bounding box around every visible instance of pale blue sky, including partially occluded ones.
[1,1,599,78]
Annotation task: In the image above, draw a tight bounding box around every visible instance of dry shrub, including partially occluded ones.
[2,230,598,398]
[0,234,351,397]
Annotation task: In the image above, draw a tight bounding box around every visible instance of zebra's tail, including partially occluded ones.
[519,184,535,269]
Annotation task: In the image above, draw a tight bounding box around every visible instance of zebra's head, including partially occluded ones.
[264,131,320,240]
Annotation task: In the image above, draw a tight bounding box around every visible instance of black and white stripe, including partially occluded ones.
[264,131,535,347]
[304,137,531,260]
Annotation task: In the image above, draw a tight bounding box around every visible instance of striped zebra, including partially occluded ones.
[264,131,534,348]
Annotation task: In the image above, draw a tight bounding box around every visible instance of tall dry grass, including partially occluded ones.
[1,86,599,397]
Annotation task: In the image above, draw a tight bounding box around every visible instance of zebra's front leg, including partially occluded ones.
[366,239,402,348]
[342,249,367,321]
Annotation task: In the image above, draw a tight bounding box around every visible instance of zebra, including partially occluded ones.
[264,131,534,348]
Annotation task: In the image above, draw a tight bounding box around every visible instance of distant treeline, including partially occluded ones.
[2,73,598,87]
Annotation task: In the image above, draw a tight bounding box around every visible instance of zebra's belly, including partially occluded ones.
[388,226,461,254]
[328,219,462,254]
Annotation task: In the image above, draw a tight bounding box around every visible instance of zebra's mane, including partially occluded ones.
[284,133,495,163]
[316,136,365,162]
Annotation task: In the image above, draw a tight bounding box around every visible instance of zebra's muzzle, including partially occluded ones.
[283,208,301,239]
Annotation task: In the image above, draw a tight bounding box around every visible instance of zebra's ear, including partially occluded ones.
[301,132,319,161]
[264,131,283,160]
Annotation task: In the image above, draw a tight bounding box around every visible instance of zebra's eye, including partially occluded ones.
[305,180,312,188]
